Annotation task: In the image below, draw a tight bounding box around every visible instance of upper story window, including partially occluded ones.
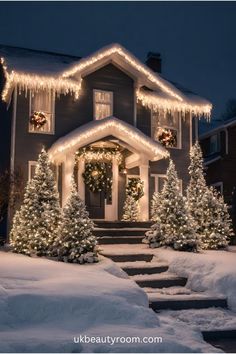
[29,90,55,134]
[209,134,220,155]
[151,111,181,149]
[93,90,113,120]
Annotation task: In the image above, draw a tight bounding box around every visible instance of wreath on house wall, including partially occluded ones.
[82,162,112,193]
[126,177,144,201]
[155,127,177,148]
[30,111,47,129]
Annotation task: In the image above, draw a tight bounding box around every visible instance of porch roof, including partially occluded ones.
[49,117,169,163]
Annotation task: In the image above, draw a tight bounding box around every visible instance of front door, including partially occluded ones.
[85,188,105,219]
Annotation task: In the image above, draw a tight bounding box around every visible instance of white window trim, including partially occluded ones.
[93,89,113,120]
[28,90,55,135]
[151,110,182,150]
[151,173,182,194]
[211,181,223,194]
[28,161,37,181]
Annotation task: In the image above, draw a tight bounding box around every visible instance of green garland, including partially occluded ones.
[82,162,112,193]
[126,178,144,201]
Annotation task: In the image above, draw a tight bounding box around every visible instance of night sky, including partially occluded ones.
[0,1,235,122]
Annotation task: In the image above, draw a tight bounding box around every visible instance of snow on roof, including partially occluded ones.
[0,43,212,117]
[200,116,236,139]
[49,116,169,162]
[0,44,80,76]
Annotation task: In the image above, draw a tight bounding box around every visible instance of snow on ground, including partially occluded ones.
[153,247,236,310]
[0,251,218,353]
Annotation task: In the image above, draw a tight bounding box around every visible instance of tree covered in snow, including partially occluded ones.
[150,192,161,222]
[10,148,61,256]
[55,178,98,263]
[187,142,232,249]
[122,195,139,222]
[145,160,197,252]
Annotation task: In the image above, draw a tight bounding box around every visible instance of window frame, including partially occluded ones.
[151,110,182,149]
[209,133,220,155]
[28,161,37,181]
[28,90,55,135]
[93,89,113,121]
[211,181,223,194]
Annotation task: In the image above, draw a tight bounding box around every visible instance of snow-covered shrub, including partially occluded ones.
[122,195,139,222]
[54,178,98,264]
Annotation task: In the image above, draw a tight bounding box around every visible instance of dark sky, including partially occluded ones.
[0,1,235,121]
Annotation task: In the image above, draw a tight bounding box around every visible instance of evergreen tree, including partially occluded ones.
[122,195,139,222]
[145,160,197,252]
[187,142,233,249]
[10,148,60,256]
[55,178,98,263]
[150,192,161,222]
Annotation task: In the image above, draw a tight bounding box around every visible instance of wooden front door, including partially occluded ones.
[85,188,105,219]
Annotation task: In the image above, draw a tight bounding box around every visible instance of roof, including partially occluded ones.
[49,116,169,162]
[200,116,236,139]
[0,43,212,117]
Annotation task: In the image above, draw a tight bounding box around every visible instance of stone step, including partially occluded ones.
[94,228,148,237]
[148,293,228,311]
[94,221,152,229]
[120,261,169,275]
[202,330,236,353]
[101,253,153,263]
[131,272,187,288]
[98,236,144,245]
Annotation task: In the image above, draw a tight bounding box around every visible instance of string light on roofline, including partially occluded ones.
[136,88,212,120]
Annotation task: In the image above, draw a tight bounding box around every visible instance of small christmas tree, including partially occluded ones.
[10,148,60,256]
[146,160,197,252]
[199,187,232,250]
[187,142,233,249]
[150,192,161,222]
[55,178,98,263]
[122,195,139,222]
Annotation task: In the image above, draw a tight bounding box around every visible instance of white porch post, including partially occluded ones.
[105,158,119,220]
[62,153,75,207]
[139,159,149,221]
[78,159,85,201]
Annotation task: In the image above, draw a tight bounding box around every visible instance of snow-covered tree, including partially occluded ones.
[122,195,139,222]
[187,142,233,249]
[145,160,197,252]
[198,187,232,249]
[10,148,61,256]
[150,192,161,222]
[55,178,98,264]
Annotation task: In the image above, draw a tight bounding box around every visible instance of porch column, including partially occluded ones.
[78,159,85,201]
[62,153,75,207]
[139,159,149,221]
[105,158,119,221]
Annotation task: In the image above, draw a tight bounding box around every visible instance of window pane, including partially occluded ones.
[94,90,113,120]
[30,90,53,133]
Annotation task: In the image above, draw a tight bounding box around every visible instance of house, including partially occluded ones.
[0,43,212,236]
[200,117,236,234]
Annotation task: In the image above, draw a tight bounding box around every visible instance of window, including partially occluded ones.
[151,111,181,148]
[94,90,113,120]
[28,161,37,180]
[209,134,220,155]
[29,90,55,134]
[151,174,182,194]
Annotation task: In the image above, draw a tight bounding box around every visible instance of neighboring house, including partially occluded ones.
[0,43,211,235]
[200,117,236,233]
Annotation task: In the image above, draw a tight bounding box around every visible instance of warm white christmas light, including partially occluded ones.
[136,88,212,119]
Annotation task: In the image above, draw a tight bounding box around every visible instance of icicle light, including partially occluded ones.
[136,89,212,120]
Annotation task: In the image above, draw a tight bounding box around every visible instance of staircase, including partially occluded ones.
[95,221,236,352]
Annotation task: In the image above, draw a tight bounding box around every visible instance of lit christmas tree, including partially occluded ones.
[10,148,61,256]
[187,142,232,249]
[55,178,98,263]
[122,195,139,222]
[150,192,161,222]
[145,160,197,252]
